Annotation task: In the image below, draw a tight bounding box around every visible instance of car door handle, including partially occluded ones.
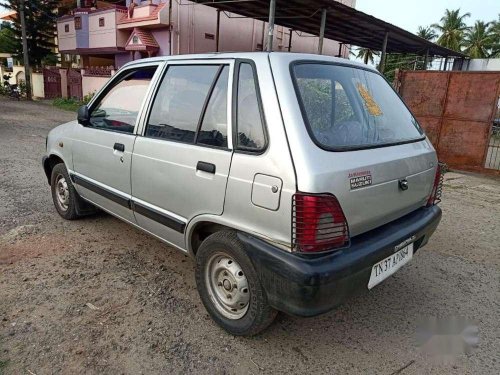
[113,143,125,152]
[196,161,216,174]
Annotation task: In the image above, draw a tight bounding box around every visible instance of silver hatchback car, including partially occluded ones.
[43,52,442,336]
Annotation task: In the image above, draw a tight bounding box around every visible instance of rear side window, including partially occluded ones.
[292,63,424,150]
[197,66,229,148]
[146,65,221,143]
[236,63,266,151]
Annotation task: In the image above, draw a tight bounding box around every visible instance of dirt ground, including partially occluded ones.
[0,96,499,375]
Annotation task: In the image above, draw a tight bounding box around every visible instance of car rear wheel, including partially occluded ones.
[50,163,82,220]
[195,231,277,336]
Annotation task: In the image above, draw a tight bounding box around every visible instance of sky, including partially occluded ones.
[356,0,499,35]
[2,1,498,30]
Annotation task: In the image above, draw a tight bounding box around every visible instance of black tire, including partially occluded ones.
[195,231,277,336]
[50,163,82,220]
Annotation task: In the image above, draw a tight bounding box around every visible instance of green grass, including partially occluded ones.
[0,359,9,375]
[52,97,82,112]
[52,93,94,112]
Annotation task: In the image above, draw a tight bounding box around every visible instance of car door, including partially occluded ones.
[71,62,162,223]
[131,61,233,249]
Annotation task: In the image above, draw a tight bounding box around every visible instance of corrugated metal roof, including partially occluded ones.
[190,0,464,57]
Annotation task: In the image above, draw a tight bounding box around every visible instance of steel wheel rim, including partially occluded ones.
[205,252,250,320]
[55,174,69,211]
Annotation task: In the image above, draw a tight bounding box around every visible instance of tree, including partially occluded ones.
[356,47,379,65]
[0,0,59,67]
[0,21,16,55]
[432,9,471,52]
[463,21,493,58]
[417,26,437,41]
[489,15,500,57]
[383,53,424,82]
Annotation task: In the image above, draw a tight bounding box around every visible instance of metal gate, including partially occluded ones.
[67,68,83,100]
[485,115,500,170]
[396,70,500,174]
[43,68,62,99]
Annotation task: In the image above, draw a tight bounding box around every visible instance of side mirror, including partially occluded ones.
[77,105,90,126]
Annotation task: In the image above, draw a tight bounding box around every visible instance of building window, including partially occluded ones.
[256,43,263,51]
[75,16,82,30]
[64,24,69,33]
[99,17,105,27]
[132,35,139,44]
[204,33,215,40]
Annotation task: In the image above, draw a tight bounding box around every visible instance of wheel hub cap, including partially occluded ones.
[55,174,69,211]
[205,253,250,320]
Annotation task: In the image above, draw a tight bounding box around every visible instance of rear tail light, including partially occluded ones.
[292,193,349,253]
[426,163,444,206]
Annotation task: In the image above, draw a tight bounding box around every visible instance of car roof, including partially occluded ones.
[121,52,377,72]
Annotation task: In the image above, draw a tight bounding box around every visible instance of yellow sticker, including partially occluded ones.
[357,83,383,116]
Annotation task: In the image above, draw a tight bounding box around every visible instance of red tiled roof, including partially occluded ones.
[125,28,159,51]
[117,2,165,24]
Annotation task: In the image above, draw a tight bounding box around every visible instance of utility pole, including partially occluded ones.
[266,0,276,52]
[20,0,32,100]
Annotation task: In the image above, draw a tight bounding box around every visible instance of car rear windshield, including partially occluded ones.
[292,63,424,150]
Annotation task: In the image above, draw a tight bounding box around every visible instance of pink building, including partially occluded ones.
[57,0,356,69]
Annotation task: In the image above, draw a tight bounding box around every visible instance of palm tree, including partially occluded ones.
[463,21,493,58]
[356,47,379,65]
[432,9,471,51]
[417,26,437,41]
[489,15,500,57]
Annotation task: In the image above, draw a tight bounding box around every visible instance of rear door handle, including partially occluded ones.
[113,143,125,152]
[196,161,216,174]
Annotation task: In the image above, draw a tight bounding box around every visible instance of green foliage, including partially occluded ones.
[296,79,353,131]
[52,97,82,112]
[298,78,332,130]
[0,0,59,67]
[416,26,437,41]
[53,91,95,112]
[432,8,471,52]
[0,359,8,375]
[17,79,27,97]
[356,48,379,65]
[464,21,494,58]
[489,15,500,57]
[383,54,426,82]
[0,21,16,54]
[82,91,95,104]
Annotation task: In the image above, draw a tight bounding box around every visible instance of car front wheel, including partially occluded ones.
[50,163,82,220]
[195,231,277,336]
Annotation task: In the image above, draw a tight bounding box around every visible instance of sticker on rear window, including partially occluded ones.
[356,83,383,116]
[349,170,372,190]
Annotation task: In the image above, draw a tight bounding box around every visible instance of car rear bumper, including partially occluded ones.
[238,205,442,317]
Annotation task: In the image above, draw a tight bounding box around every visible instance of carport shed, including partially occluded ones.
[191,0,464,71]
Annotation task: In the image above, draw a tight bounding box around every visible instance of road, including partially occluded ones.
[0,96,499,374]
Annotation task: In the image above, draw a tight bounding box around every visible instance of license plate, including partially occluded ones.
[368,242,414,289]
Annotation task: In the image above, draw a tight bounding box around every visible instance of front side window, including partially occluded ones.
[146,65,223,144]
[236,63,266,151]
[292,63,424,150]
[88,66,158,134]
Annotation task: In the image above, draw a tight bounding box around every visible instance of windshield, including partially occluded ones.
[292,63,424,150]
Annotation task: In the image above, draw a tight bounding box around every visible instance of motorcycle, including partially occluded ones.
[3,81,21,100]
